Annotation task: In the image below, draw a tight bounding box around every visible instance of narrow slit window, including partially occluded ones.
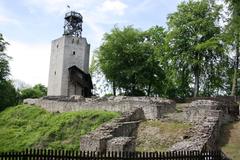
[72,51,76,55]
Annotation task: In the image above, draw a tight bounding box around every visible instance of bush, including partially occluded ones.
[0,80,18,111]
[20,84,47,100]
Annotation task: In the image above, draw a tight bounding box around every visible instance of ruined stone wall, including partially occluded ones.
[169,100,239,152]
[184,100,239,124]
[23,96,176,120]
[169,110,222,151]
[80,108,145,152]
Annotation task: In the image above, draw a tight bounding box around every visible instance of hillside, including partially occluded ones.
[0,105,119,152]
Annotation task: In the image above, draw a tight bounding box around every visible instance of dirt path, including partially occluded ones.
[219,121,240,160]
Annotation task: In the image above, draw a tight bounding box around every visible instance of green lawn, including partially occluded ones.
[0,105,119,152]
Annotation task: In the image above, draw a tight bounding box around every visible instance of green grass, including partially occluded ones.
[219,121,240,160]
[136,120,192,152]
[0,105,120,152]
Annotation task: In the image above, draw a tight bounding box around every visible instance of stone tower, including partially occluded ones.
[47,11,92,97]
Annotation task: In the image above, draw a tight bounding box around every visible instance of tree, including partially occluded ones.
[0,33,10,81]
[166,0,225,97]
[0,81,18,110]
[224,0,240,96]
[0,33,18,110]
[20,84,47,100]
[140,26,166,96]
[89,51,112,96]
[97,26,166,96]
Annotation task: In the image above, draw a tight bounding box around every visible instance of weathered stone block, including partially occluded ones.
[80,134,112,152]
[106,137,135,152]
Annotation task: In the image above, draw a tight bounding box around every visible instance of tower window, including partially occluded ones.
[56,44,59,48]
[72,39,74,44]
[54,71,56,75]
[72,51,76,55]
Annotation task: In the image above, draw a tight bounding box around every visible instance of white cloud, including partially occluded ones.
[7,40,50,86]
[99,0,127,16]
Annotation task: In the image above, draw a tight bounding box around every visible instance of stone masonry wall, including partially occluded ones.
[169,100,239,152]
[169,109,222,151]
[184,100,239,124]
[24,96,176,119]
[80,107,145,152]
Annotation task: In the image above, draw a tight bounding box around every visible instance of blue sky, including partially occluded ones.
[0,0,184,86]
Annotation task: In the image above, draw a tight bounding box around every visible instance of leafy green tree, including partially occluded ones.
[20,84,47,100]
[224,0,240,96]
[166,0,226,97]
[0,33,10,81]
[0,33,18,110]
[140,26,166,96]
[89,51,112,96]
[0,80,18,111]
[97,26,167,96]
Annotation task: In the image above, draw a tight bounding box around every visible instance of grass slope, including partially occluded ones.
[136,120,192,152]
[0,105,119,152]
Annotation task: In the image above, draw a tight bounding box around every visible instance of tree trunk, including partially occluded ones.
[231,34,240,96]
[193,66,200,97]
[193,51,200,98]
[147,83,151,96]
[112,81,116,96]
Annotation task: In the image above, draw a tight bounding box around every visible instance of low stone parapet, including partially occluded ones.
[23,96,176,119]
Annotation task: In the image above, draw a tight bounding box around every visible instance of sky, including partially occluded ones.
[0,0,184,87]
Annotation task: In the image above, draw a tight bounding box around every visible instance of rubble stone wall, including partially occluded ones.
[169,100,239,152]
[23,96,176,119]
[184,100,239,124]
[80,107,145,152]
[169,110,222,151]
